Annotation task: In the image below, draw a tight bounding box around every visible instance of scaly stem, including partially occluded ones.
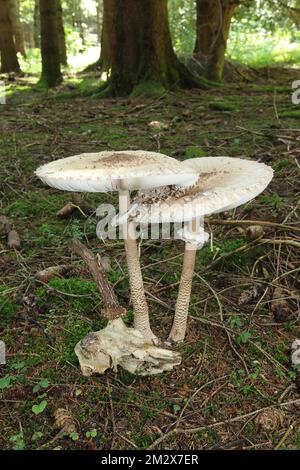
[169,219,203,343]
[168,244,197,343]
[119,190,157,343]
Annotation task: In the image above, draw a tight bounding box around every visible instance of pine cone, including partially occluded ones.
[54,408,77,435]
[255,409,284,432]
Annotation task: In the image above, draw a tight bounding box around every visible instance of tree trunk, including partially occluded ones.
[8,0,26,57]
[57,0,67,65]
[39,0,62,87]
[33,0,40,48]
[83,0,109,72]
[0,0,20,73]
[96,0,103,45]
[98,0,111,70]
[73,0,85,46]
[194,0,239,81]
[100,0,203,96]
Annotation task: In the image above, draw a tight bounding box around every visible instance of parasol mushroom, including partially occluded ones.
[35,150,198,343]
[117,157,273,343]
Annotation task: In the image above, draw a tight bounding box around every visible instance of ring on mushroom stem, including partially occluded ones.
[118,157,273,344]
[35,150,198,345]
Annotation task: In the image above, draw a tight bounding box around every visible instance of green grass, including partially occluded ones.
[209,99,240,112]
[228,29,300,68]
[279,109,300,119]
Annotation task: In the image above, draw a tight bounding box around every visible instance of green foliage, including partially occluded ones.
[236,331,252,345]
[169,0,196,55]
[274,159,292,172]
[9,432,25,451]
[259,194,283,210]
[197,237,264,272]
[292,432,300,449]
[184,146,207,158]
[37,278,98,313]
[86,429,97,438]
[31,431,44,442]
[0,285,18,325]
[0,375,15,389]
[6,191,65,218]
[33,379,49,393]
[32,400,48,415]
[228,30,300,67]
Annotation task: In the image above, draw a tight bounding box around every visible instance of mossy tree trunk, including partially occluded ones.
[8,0,26,57]
[39,0,62,87]
[57,0,67,65]
[100,0,203,96]
[194,0,240,81]
[0,0,20,73]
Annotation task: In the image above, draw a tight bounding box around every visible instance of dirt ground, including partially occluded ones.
[0,68,299,450]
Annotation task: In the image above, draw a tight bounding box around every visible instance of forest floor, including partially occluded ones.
[0,68,300,450]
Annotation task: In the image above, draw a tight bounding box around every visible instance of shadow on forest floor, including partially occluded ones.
[0,68,300,450]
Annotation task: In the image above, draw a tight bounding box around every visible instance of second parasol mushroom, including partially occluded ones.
[117,157,273,343]
[35,150,198,343]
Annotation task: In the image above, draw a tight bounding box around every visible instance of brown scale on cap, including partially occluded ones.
[94,152,140,167]
[134,171,223,207]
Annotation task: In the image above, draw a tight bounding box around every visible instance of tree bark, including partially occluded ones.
[39,0,62,87]
[98,0,111,70]
[100,0,204,96]
[83,0,110,72]
[96,0,103,45]
[194,0,240,81]
[8,0,26,57]
[57,0,67,65]
[0,0,20,73]
[33,0,40,48]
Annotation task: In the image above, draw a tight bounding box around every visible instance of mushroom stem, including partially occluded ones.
[119,190,157,343]
[169,219,205,343]
[168,244,197,343]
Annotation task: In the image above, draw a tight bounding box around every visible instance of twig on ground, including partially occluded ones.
[208,218,300,233]
[148,398,300,449]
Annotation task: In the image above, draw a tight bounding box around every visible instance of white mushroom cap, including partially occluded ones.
[126,157,273,223]
[35,150,198,192]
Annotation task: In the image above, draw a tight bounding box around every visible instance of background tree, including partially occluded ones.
[194,0,242,81]
[99,0,205,97]
[0,0,20,73]
[39,0,62,87]
[33,0,40,47]
[8,0,26,57]
[57,0,67,65]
